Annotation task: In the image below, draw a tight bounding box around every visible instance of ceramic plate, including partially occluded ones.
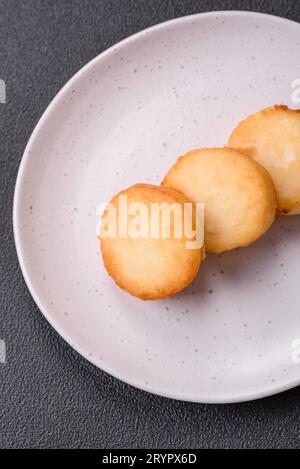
[14,11,300,403]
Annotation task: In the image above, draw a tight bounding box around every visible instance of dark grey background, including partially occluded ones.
[0,0,300,449]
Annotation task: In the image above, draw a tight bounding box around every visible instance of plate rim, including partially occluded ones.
[13,10,300,404]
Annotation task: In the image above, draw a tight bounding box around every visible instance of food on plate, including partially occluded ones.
[229,105,300,215]
[162,147,277,253]
[100,184,204,300]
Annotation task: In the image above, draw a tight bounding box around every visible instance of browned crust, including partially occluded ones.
[228,105,300,215]
[100,184,203,300]
[162,147,277,253]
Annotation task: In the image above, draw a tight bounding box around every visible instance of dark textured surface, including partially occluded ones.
[0,0,300,449]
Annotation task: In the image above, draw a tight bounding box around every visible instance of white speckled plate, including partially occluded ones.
[14,11,300,403]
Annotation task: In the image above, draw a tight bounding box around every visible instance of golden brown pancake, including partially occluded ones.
[229,105,300,215]
[100,184,204,300]
[162,147,277,253]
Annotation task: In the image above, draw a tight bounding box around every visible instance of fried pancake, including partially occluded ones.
[100,184,204,300]
[162,148,277,253]
[229,105,300,215]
